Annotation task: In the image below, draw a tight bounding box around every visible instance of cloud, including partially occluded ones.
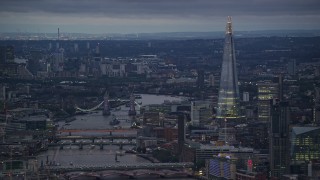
[0,0,320,33]
[1,0,319,17]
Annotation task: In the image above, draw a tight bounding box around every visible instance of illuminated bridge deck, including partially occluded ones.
[58,128,137,133]
[56,135,137,141]
[46,162,194,172]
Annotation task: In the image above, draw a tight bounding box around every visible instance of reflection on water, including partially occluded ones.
[37,145,144,167]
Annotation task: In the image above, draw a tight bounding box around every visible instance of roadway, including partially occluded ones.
[58,128,137,133]
[46,162,194,172]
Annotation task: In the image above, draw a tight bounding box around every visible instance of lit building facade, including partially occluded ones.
[191,100,212,126]
[257,81,279,122]
[206,155,237,180]
[216,17,240,119]
[291,127,320,162]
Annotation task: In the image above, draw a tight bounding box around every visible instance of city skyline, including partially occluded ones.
[1,0,320,34]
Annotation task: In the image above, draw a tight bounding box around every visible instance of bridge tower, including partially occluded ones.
[103,92,111,116]
[128,94,137,116]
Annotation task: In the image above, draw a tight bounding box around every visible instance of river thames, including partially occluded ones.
[36,94,195,179]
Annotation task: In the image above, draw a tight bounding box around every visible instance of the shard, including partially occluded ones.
[216,17,240,119]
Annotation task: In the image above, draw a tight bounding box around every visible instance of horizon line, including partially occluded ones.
[1,29,320,35]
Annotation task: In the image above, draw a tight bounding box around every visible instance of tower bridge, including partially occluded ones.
[74,92,141,116]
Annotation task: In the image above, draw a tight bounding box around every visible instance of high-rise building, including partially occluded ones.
[270,100,290,178]
[74,43,79,53]
[27,49,43,75]
[287,59,296,75]
[178,114,185,158]
[243,92,249,102]
[95,43,100,57]
[291,126,320,162]
[216,17,240,119]
[257,80,279,122]
[208,74,215,87]
[52,48,64,72]
[207,155,237,180]
[191,100,212,126]
[0,45,14,64]
[197,69,205,89]
[313,87,320,125]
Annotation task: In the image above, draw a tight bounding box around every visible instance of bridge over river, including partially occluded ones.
[56,134,137,142]
[46,162,194,172]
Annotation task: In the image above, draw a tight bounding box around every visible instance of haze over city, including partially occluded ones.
[1,0,320,34]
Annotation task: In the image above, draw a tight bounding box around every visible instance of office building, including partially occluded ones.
[207,155,237,180]
[208,74,215,87]
[178,114,185,154]
[0,45,14,64]
[243,92,249,102]
[197,69,205,89]
[270,101,290,178]
[191,100,212,126]
[291,126,320,162]
[257,81,279,122]
[287,59,296,75]
[216,17,240,120]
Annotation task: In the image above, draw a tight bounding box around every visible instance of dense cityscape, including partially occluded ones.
[1,16,320,180]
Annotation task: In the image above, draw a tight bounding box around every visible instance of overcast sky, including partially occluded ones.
[0,0,320,34]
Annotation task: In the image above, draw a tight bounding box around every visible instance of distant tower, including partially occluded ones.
[128,94,136,116]
[287,59,296,75]
[95,43,100,55]
[74,43,79,53]
[197,69,205,89]
[216,17,240,120]
[178,114,185,161]
[86,42,90,50]
[103,92,111,116]
[0,46,15,63]
[48,42,52,50]
[243,92,249,102]
[208,74,215,87]
[56,28,60,50]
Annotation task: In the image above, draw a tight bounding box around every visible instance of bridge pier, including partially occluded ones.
[46,155,49,165]
[92,138,95,143]
[128,94,137,116]
[100,144,103,150]
[103,92,111,116]
[79,143,83,150]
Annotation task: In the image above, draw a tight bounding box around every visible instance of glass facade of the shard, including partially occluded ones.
[216,17,240,119]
